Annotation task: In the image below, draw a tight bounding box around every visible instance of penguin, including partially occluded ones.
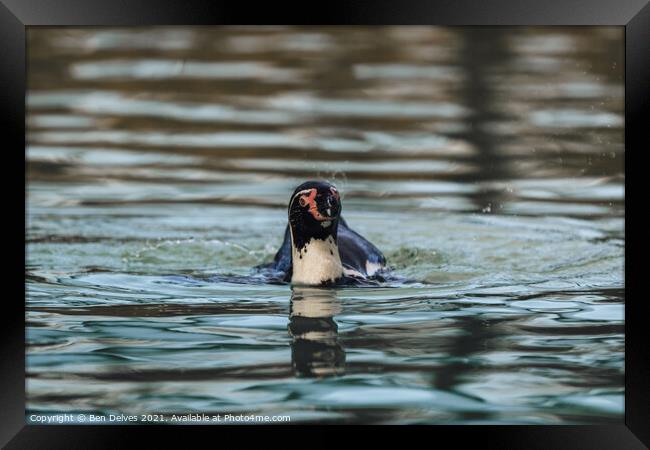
[260,180,386,286]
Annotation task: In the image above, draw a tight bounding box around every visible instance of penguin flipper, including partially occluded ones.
[337,218,386,277]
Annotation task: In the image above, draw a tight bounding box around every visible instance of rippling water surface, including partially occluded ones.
[26,27,624,424]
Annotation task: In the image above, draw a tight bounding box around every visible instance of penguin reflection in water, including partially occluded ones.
[261,181,387,286]
[289,287,345,377]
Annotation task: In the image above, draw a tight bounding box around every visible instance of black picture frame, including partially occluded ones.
[2,0,648,448]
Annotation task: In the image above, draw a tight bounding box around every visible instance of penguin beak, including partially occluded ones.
[319,190,340,219]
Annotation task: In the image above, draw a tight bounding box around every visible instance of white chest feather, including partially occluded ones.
[291,237,344,285]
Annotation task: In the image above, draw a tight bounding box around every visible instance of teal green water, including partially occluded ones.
[26,27,624,424]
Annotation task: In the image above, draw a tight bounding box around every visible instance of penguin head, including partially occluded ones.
[288,181,341,247]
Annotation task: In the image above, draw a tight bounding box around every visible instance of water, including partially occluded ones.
[26,26,624,424]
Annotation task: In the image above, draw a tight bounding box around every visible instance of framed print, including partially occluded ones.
[2,0,648,448]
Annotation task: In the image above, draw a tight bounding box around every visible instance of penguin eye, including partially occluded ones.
[299,196,307,207]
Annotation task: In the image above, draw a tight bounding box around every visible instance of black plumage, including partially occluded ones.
[268,217,386,282]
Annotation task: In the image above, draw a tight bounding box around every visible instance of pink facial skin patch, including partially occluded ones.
[299,189,329,221]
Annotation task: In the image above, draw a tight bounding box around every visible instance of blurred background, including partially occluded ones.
[26,27,624,424]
